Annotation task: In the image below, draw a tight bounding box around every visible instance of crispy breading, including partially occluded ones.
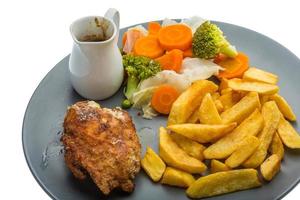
[62,101,141,195]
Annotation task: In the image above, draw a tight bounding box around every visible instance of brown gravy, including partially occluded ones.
[80,34,105,42]
[79,18,108,42]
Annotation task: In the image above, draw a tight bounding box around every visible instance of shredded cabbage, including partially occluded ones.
[162,18,178,27]
[129,25,148,35]
[181,16,206,34]
[131,87,158,119]
[139,57,222,93]
[181,58,223,82]
[132,86,158,109]
[142,102,158,119]
[139,70,190,93]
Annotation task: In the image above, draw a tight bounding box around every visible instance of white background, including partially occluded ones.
[0,0,299,199]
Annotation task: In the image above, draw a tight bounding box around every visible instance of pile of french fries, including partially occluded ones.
[141,67,300,199]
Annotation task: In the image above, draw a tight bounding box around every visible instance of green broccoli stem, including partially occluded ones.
[220,45,238,58]
[125,76,139,100]
[121,99,132,109]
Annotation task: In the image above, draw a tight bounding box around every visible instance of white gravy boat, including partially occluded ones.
[69,8,123,100]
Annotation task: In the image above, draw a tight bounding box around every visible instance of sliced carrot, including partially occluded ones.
[215,52,249,79]
[155,49,183,73]
[148,22,161,35]
[213,53,227,63]
[133,36,164,58]
[122,29,144,48]
[151,85,180,114]
[122,32,127,47]
[183,48,193,58]
[158,24,192,51]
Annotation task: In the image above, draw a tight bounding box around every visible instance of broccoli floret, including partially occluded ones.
[122,55,161,103]
[192,21,238,59]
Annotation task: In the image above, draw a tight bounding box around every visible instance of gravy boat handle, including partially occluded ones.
[105,8,120,36]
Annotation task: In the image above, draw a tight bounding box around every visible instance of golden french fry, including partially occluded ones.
[141,147,166,182]
[270,94,296,121]
[219,78,229,92]
[199,93,222,124]
[204,109,264,159]
[214,99,224,113]
[237,91,248,98]
[221,92,261,124]
[243,67,278,85]
[186,169,261,198]
[228,78,279,95]
[170,133,206,161]
[243,101,281,168]
[159,127,207,174]
[225,136,260,168]
[211,92,220,101]
[277,117,300,149]
[218,92,236,110]
[232,91,243,102]
[168,80,218,125]
[259,94,271,105]
[167,123,237,143]
[161,167,195,188]
[270,132,284,160]
[210,159,230,173]
[221,88,233,95]
[260,154,281,181]
[187,108,200,123]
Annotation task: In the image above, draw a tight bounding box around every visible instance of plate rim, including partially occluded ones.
[22,56,69,200]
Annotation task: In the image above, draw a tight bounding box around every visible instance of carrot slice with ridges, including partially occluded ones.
[151,85,180,114]
[215,52,249,79]
[133,36,164,58]
[158,24,192,51]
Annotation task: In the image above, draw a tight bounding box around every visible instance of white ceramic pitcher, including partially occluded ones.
[69,8,123,100]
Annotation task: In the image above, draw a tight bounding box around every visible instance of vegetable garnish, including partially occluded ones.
[122,55,161,103]
[139,58,222,94]
[192,21,238,59]
[155,49,183,73]
[132,86,158,109]
[121,99,132,109]
[183,48,193,58]
[213,53,227,63]
[215,52,249,79]
[133,36,164,58]
[158,24,192,51]
[181,16,206,34]
[151,85,179,114]
[122,32,127,47]
[148,22,161,35]
[161,18,178,27]
[123,29,145,54]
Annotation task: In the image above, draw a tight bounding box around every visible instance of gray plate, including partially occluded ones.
[23,21,300,200]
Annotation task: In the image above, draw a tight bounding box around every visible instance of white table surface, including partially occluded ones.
[0,0,299,199]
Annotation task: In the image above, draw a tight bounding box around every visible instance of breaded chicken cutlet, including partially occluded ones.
[61,101,141,195]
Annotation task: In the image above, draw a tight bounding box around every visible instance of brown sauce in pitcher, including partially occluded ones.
[79,18,109,42]
[80,34,105,42]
